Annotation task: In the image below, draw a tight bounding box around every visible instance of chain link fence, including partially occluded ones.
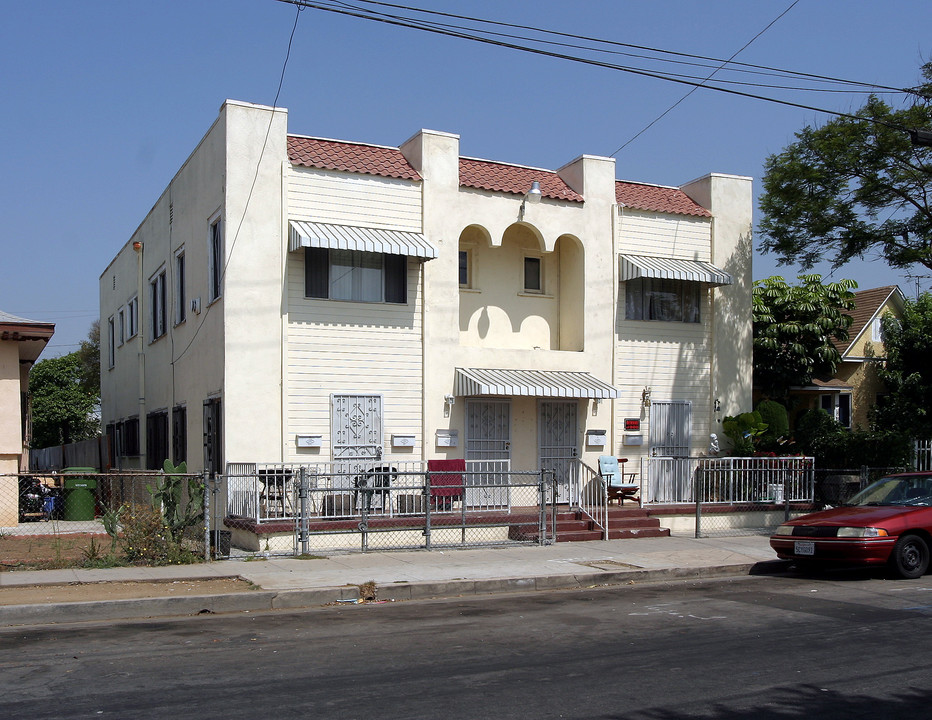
[221,462,557,556]
[1,471,210,569]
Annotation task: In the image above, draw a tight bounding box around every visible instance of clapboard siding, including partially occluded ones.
[618,209,711,261]
[615,289,713,454]
[284,251,424,459]
[288,167,422,231]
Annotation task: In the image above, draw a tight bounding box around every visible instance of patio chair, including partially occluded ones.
[427,459,465,511]
[353,465,396,513]
[599,456,639,505]
[257,468,293,517]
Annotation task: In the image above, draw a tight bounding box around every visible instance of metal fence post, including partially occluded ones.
[784,468,790,522]
[694,471,702,539]
[549,470,557,545]
[424,470,432,550]
[203,470,211,563]
[538,470,546,546]
[297,467,309,557]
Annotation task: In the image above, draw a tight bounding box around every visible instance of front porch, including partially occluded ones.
[218,456,815,555]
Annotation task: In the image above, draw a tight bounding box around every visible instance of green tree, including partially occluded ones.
[753,275,857,398]
[75,319,100,398]
[759,63,932,272]
[29,322,101,448]
[874,293,932,439]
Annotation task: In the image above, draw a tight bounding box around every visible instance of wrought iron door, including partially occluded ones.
[465,399,511,508]
[332,394,384,493]
[539,401,578,503]
[648,400,692,501]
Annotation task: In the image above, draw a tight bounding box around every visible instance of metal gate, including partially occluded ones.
[648,400,692,502]
[332,394,384,506]
[539,400,578,503]
[465,399,511,508]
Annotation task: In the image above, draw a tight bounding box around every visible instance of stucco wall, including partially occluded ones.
[0,342,22,459]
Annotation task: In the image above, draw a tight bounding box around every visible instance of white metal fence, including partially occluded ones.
[640,456,816,505]
[916,440,932,471]
[225,459,526,523]
[222,460,557,554]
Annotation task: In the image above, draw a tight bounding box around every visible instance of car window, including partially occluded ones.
[851,476,932,506]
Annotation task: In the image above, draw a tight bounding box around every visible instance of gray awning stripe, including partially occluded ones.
[619,254,733,286]
[289,220,437,259]
[455,368,620,399]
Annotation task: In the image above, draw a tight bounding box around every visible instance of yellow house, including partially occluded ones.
[0,311,54,525]
[792,286,906,430]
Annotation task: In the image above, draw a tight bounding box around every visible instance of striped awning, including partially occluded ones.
[289,220,438,259]
[619,254,733,286]
[455,368,620,399]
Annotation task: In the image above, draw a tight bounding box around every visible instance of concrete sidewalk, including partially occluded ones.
[0,534,786,626]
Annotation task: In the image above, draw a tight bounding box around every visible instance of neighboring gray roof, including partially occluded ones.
[0,310,50,325]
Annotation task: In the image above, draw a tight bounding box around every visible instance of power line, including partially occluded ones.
[275,0,918,134]
[610,0,799,157]
[328,0,913,95]
[172,3,303,366]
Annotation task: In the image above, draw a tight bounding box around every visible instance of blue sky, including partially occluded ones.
[2,0,930,355]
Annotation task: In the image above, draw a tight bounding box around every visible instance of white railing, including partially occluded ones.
[641,456,815,505]
[916,440,932,471]
[574,459,608,540]
[226,459,516,523]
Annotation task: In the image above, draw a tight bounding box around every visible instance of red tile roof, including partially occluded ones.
[615,181,711,217]
[288,134,710,217]
[458,158,584,203]
[288,135,421,180]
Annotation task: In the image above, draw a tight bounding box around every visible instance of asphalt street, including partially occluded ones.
[2,572,931,719]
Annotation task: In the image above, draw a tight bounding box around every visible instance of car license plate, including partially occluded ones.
[794,540,815,556]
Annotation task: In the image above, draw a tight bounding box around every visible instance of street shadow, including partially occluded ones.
[600,683,932,719]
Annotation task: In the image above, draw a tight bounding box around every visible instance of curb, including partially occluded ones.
[0,560,789,628]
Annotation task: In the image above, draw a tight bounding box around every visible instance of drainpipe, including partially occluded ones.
[134,239,146,466]
[611,204,620,455]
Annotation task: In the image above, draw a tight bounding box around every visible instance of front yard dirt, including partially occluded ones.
[0,578,254,606]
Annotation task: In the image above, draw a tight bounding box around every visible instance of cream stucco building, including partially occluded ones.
[99,100,752,495]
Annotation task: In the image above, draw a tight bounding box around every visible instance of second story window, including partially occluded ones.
[459,250,471,287]
[174,248,186,325]
[107,316,115,369]
[208,214,223,302]
[625,278,700,323]
[305,248,407,304]
[127,296,138,338]
[523,256,542,293]
[150,268,167,340]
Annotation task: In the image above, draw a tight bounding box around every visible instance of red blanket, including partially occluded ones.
[427,459,465,497]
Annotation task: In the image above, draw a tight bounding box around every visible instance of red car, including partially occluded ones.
[770,472,932,578]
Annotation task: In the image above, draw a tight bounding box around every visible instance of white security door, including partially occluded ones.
[331,394,384,490]
[539,401,578,503]
[465,399,511,509]
[648,400,692,502]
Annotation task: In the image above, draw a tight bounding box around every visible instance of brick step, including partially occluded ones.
[555,527,671,542]
[508,507,670,543]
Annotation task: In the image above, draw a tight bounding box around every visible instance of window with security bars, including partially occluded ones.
[172,405,187,465]
[204,398,222,476]
[146,410,169,470]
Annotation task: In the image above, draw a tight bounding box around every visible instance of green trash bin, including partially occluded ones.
[62,467,98,521]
